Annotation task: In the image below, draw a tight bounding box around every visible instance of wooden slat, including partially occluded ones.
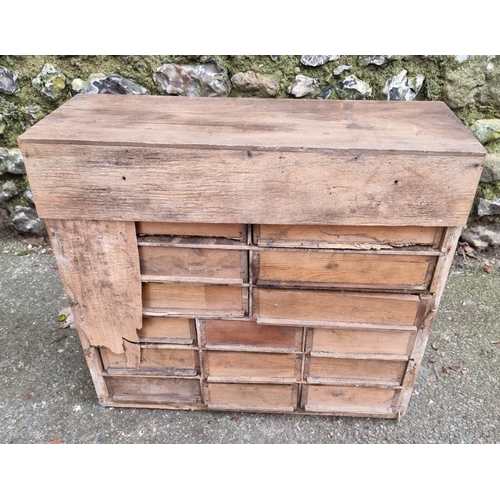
[256,288,421,327]
[305,385,397,410]
[139,246,247,284]
[138,317,195,344]
[19,95,484,155]
[23,143,483,226]
[137,222,246,240]
[46,219,142,354]
[256,250,435,288]
[142,283,248,317]
[201,320,302,351]
[310,328,413,357]
[255,225,440,249]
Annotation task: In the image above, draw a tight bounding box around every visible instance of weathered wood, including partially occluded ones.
[137,221,246,240]
[46,219,142,354]
[138,317,196,344]
[255,225,440,249]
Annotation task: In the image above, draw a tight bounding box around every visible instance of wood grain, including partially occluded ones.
[138,317,196,344]
[46,219,142,354]
[137,222,246,240]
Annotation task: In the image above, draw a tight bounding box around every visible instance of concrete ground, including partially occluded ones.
[1,236,499,444]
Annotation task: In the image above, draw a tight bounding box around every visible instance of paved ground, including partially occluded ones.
[1,236,499,444]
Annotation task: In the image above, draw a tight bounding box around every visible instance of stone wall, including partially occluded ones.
[1,55,499,246]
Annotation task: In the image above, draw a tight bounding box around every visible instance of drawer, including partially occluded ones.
[105,376,201,405]
[137,222,246,241]
[302,385,398,415]
[254,249,436,290]
[204,351,300,382]
[255,288,422,328]
[306,357,407,386]
[307,328,414,359]
[200,320,302,352]
[206,382,298,411]
[138,317,196,344]
[254,225,442,249]
[142,283,248,317]
[100,346,198,375]
[139,246,248,284]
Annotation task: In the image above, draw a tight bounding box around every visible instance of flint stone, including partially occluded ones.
[300,55,339,67]
[382,70,424,101]
[287,75,320,98]
[231,71,279,97]
[270,56,278,62]
[480,153,500,183]
[471,119,500,144]
[333,64,351,76]
[72,73,150,95]
[11,206,45,235]
[336,75,372,100]
[0,66,19,95]
[477,58,500,109]
[25,190,34,205]
[478,198,500,216]
[153,62,231,97]
[316,85,333,100]
[0,148,25,174]
[461,225,500,249]
[359,55,394,66]
[22,104,47,125]
[443,62,485,109]
[0,180,19,202]
[32,64,67,101]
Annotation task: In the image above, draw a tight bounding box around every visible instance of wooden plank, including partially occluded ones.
[138,317,195,344]
[23,143,484,226]
[256,288,421,327]
[19,95,485,155]
[255,225,440,249]
[204,352,299,380]
[310,328,413,357]
[137,221,246,240]
[139,246,246,284]
[201,320,302,351]
[307,358,407,385]
[142,283,248,317]
[105,376,201,404]
[305,385,397,410]
[256,250,435,288]
[46,219,142,354]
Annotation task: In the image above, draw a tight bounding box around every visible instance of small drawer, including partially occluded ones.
[105,376,201,405]
[200,320,302,352]
[254,225,442,249]
[306,357,407,386]
[255,288,422,328]
[302,385,398,415]
[137,222,246,241]
[101,346,198,375]
[307,328,414,359]
[206,382,298,411]
[204,351,300,382]
[254,249,436,290]
[138,317,196,344]
[142,283,248,318]
[139,246,248,284]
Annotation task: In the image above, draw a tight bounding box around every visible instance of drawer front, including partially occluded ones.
[137,222,246,240]
[254,225,441,249]
[308,328,414,358]
[206,383,298,411]
[204,352,300,381]
[306,357,407,386]
[201,320,302,352]
[105,376,201,404]
[138,317,196,344]
[255,250,435,289]
[101,346,198,375]
[256,288,422,327]
[139,246,247,284]
[142,283,248,317]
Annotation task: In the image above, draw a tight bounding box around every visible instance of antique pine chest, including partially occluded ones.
[18,95,486,419]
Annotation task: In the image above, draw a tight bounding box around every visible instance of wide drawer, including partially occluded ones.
[138,317,196,344]
[255,288,422,328]
[254,225,442,249]
[142,283,248,317]
[200,320,302,352]
[254,249,435,290]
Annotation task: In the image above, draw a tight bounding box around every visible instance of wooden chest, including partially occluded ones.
[19,95,485,419]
